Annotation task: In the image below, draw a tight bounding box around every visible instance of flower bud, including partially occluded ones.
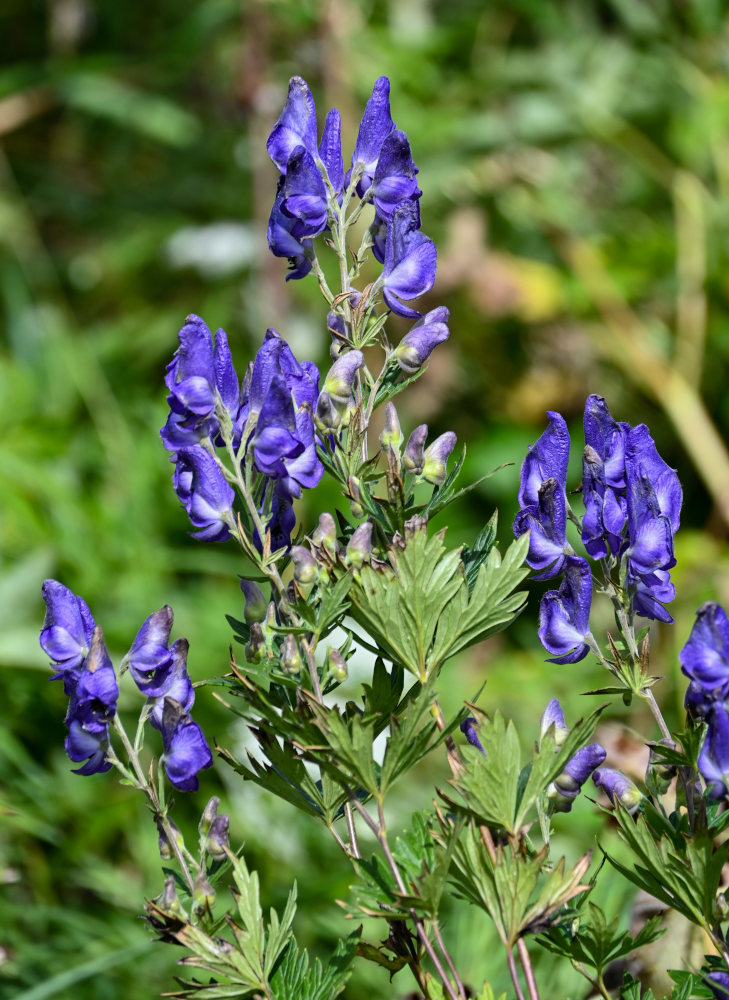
[422,432,457,486]
[348,476,364,519]
[540,698,570,747]
[395,307,449,374]
[205,813,230,860]
[312,512,338,559]
[192,874,216,914]
[315,391,342,433]
[240,580,267,625]
[290,545,318,585]
[592,767,643,813]
[706,972,729,1000]
[245,622,266,664]
[345,522,373,569]
[549,744,607,813]
[198,796,219,837]
[157,874,185,917]
[281,633,302,674]
[328,312,350,359]
[323,350,364,406]
[403,424,428,475]
[460,717,485,755]
[379,402,403,453]
[326,647,348,682]
[157,819,184,860]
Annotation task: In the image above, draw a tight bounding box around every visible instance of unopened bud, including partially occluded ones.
[395,307,449,374]
[402,424,428,475]
[192,874,216,913]
[205,814,230,860]
[240,580,267,625]
[315,391,342,432]
[422,432,457,486]
[290,545,318,585]
[540,698,570,747]
[312,512,338,558]
[157,819,183,860]
[245,622,266,664]
[323,350,364,406]
[345,522,373,569]
[328,312,349,359]
[348,476,364,519]
[379,402,403,453]
[326,647,348,682]
[460,717,485,755]
[198,796,219,837]
[158,874,184,917]
[281,633,302,674]
[592,768,643,814]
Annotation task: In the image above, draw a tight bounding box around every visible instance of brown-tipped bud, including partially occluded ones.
[326,647,348,682]
[240,579,267,625]
[323,350,364,406]
[312,512,338,558]
[290,545,318,585]
[205,814,230,861]
[192,874,216,913]
[315,391,342,432]
[281,633,303,674]
[422,432,457,486]
[402,424,428,475]
[345,522,373,569]
[245,622,266,664]
[157,819,183,860]
[198,796,219,837]
[264,602,277,630]
[379,402,403,453]
[348,476,364,519]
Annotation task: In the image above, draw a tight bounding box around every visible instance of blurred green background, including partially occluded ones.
[4,1,729,997]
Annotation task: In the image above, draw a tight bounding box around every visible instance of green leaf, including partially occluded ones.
[461,512,498,594]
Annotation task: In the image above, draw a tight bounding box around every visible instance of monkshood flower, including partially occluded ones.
[160,697,213,792]
[124,606,174,696]
[538,556,593,664]
[267,178,314,281]
[679,602,729,705]
[382,201,437,318]
[395,307,450,375]
[706,971,729,999]
[592,767,642,812]
[322,350,364,407]
[148,638,195,730]
[371,130,420,220]
[540,698,570,746]
[403,424,428,475]
[40,580,95,694]
[698,703,729,800]
[460,717,485,754]
[241,328,320,424]
[514,411,571,579]
[349,76,395,196]
[65,627,118,775]
[174,446,235,542]
[161,315,238,453]
[267,78,343,192]
[550,744,607,812]
[280,147,328,236]
[581,395,629,559]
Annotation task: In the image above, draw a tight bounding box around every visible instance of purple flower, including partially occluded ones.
[40,580,95,693]
[403,423,428,475]
[382,201,437,319]
[460,717,485,754]
[161,698,213,792]
[174,446,235,542]
[281,146,328,237]
[244,329,320,418]
[322,350,364,406]
[513,477,569,580]
[698,704,729,800]
[64,718,111,776]
[538,556,593,664]
[161,316,239,453]
[592,767,642,812]
[422,431,457,486]
[517,411,570,511]
[540,698,569,746]
[680,602,729,701]
[371,130,420,220]
[267,77,318,173]
[550,743,607,812]
[369,212,388,265]
[350,76,395,196]
[148,639,194,730]
[706,972,729,999]
[319,108,343,193]
[395,307,449,374]
[125,606,174,697]
[267,177,314,281]
[64,627,119,775]
[581,395,630,559]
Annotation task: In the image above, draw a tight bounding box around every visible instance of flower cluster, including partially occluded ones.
[161,316,323,551]
[40,581,212,790]
[680,602,729,799]
[266,76,435,318]
[540,699,606,813]
[514,394,682,661]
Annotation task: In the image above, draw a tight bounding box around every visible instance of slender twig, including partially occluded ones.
[506,947,527,1000]
[642,688,673,743]
[516,939,540,1000]
[432,920,465,999]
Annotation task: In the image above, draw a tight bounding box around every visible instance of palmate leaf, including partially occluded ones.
[348,528,528,682]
